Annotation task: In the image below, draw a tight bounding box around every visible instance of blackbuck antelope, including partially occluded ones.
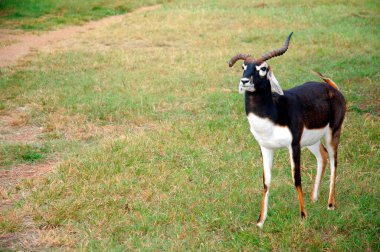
[228,32,346,227]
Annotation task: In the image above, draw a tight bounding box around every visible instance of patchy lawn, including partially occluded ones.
[0,0,379,250]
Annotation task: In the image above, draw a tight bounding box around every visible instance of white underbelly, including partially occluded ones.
[300,125,329,146]
[247,113,329,149]
[247,113,292,149]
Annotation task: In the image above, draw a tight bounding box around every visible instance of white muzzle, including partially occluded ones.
[239,78,255,94]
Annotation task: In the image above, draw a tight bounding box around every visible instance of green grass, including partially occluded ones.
[0,0,379,250]
[0,143,47,167]
[0,0,167,30]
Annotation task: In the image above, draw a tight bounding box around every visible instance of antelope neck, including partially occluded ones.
[245,88,277,119]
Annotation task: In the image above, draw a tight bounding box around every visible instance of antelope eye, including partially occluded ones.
[261,67,267,72]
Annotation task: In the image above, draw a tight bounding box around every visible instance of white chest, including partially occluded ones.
[247,113,292,149]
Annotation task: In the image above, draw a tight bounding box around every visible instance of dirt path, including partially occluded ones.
[0,5,160,68]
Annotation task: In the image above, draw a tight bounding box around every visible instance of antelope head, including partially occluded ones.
[229,32,293,95]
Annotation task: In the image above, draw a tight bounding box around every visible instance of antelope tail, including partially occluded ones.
[311,70,339,90]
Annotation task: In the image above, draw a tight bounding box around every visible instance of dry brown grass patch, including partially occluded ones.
[0,109,41,143]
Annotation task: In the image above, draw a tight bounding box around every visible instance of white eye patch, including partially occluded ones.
[242,64,248,71]
[256,63,268,77]
[259,69,267,77]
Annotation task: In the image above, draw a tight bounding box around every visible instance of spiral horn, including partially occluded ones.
[254,32,293,65]
[228,53,254,67]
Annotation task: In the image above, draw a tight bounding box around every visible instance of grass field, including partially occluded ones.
[0,0,166,30]
[0,0,379,250]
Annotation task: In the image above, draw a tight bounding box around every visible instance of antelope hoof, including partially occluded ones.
[301,211,307,218]
[328,203,335,210]
[256,222,264,228]
[256,214,264,228]
[311,194,318,203]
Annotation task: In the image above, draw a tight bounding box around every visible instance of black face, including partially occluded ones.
[241,62,270,92]
[241,63,254,79]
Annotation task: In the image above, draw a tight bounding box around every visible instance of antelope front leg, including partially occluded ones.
[256,146,273,228]
[289,144,307,218]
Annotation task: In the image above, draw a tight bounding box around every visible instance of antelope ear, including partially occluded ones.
[268,69,284,95]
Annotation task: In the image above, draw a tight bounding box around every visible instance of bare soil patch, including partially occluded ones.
[0,108,58,189]
[0,161,57,187]
[0,213,45,251]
